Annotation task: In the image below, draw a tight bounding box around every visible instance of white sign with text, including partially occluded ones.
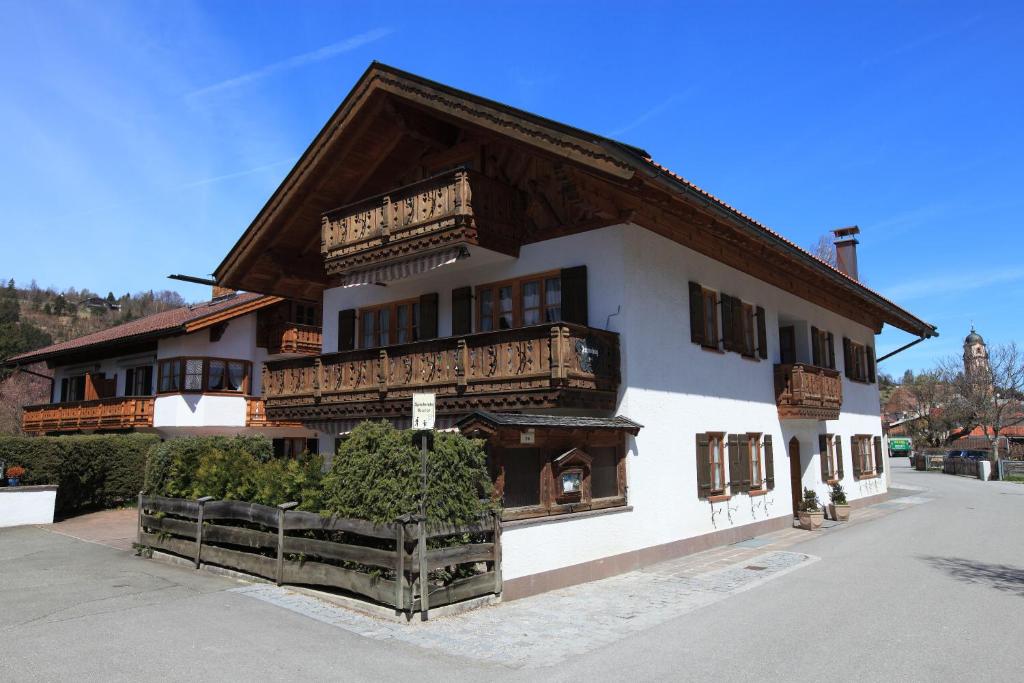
[412,392,436,430]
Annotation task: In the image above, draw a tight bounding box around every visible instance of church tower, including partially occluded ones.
[963,327,990,379]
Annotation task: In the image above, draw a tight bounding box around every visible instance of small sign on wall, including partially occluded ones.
[520,428,535,445]
[412,393,436,430]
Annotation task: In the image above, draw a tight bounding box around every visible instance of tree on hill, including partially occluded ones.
[0,279,19,324]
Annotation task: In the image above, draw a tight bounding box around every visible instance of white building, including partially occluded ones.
[11,292,321,456]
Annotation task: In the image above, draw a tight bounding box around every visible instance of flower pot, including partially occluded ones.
[798,510,823,530]
[7,478,20,487]
[832,503,850,522]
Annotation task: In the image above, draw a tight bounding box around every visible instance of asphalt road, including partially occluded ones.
[1,459,1021,681]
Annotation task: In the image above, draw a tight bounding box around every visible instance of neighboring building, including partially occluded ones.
[8,291,323,455]
[208,63,937,598]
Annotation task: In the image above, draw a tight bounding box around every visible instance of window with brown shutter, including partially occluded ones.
[853,435,874,476]
[819,433,838,482]
[812,327,835,369]
[843,337,873,382]
[728,433,743,492]
[357,298,421,348]
[698,432,726,497]
[696,433,712,498]
[763,435,775,489]
[835,436,845,479]
[689,282,705,346]
[756,306,768,359]
[702,289,720,349]
[873,436,884,474]
[476,271,562,331]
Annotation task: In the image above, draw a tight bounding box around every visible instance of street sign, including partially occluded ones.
[412,392,436,430]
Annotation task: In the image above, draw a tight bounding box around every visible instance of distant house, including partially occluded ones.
[8,290,323,457]
[77,296,121,312]
[205,63,936,597]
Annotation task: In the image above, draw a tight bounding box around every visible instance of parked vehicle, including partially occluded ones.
[962,450,989,461]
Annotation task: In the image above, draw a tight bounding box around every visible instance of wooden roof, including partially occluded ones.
[214,62,936,338]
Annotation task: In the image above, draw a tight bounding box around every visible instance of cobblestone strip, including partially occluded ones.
[231,550,816,669]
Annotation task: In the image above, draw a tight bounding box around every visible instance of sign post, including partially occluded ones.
[411,392,435,621]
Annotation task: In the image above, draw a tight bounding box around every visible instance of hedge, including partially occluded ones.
[0,434,160,515]
[143,434,272,498]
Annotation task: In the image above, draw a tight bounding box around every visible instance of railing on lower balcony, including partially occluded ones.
[245,397,302,428]
[262,323,620,421]
[22,397,155,435]
[264,323,322,355]
[774,363,843,420]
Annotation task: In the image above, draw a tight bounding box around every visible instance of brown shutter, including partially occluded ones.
[835,437,845,480]
[337,309,355,351]
[874,436,884,473]
[764,435,775,489]
[689,282,705,346]
[728,433,743,491]
[60,377,69,402]
[827,332,835,369]
[733,299,745,354]
[756,306,767,359]
[560,265,588,325]
[451,286,472,336]
[867,345,876,383]
[144,366,153,395]
[739,433,751,492]
[419,293,439,339]
[811,327,821,366]
[842,337,853,379]
[819,434,830,482]
[851,436,862,479]
[696,433,711,498]
[124,368,134,397]
[720,296,733,351]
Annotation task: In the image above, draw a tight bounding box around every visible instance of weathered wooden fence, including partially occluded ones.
[998,459,1024,480]
[136,494,501,618]
[943,455,981,477]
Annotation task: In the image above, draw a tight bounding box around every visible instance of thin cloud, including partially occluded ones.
[606,87,699,138]
[186,27,394,99]
[883,267,1024,302]
[177,157,296,189]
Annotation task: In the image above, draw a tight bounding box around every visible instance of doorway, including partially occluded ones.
[788,437,802,517]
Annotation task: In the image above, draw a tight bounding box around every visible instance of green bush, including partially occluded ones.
[322,421,493,525]
[0,434,160,515]
[144,435,272,498]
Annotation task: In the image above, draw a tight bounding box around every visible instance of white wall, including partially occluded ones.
[0,487,57,527]
[157,311,270,396]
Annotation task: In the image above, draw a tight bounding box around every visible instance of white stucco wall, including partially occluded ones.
[0,487,57,527]
[315,223,892,583]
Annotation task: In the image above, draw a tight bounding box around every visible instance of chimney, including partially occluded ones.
[832,226,860,280]
[212,285,237,300]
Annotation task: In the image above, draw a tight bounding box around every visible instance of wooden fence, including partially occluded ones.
[136,494,501,618]
[998,459,1024,480]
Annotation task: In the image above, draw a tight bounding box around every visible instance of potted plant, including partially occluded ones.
[6,465,26,487]
[797,487,823,530]
[828,481,850,521]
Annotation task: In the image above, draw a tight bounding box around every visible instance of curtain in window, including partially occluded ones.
[227,362,246,391]
[207,360,226,391]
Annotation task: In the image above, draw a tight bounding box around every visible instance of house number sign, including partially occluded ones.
[575,338,600,373]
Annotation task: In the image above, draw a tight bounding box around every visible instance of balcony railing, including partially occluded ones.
[22,397,155,435]
[262,323,620,421]
[774,363,843,420]
[244,397,303,428]
[320,168,522,275]
[264,323,322,355]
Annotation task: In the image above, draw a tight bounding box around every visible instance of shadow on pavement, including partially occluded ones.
[922,556,1024,597]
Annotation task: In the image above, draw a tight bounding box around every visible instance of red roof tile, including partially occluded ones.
[7,292,276,364]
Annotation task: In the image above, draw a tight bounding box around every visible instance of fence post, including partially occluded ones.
[136,491,144,546]
[195,496,215,569]
[492,510,502,596]
[418,518,429,621]
[395,522,406,612]
[277,502,299,586]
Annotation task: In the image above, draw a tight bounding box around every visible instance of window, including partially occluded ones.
[844,338,875,383]
[854,435,873,475]
[811,327,835,369]
[273,437,318,459]
[476,272,561,332]
[590,446,620,499]
[709,433,726,493]
[293,303,319,326]
[741,304,756,357]
[157,357,250,394]
[59,374,86,402]
[748,433,764,490]
[358,299,419,348]
[819,434,839,482]
[500,448,543,508]
[124,365,153,397]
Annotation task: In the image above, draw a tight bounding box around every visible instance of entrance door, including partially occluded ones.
[779,326,796,364]
[788,437,802,516]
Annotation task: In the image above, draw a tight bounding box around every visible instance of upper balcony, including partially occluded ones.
[22,396,155,435]
[320,168,523,276]
[262,322,322,355]
[774,363,842,421]
[262,322,620,422]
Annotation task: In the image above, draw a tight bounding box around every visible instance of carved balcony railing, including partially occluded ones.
[774,363,843,420]
[22,397,155,435]
[262,323,620,421]
[264,323,323,355]
[244,397,302,428]
[320,168,523,275]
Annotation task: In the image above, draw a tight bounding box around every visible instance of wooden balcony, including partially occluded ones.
[264,323,322,355]
[244,397,302,428]
[262,323,620,422]
[22,397,155,435]
[774,363,843,421]
[320,168,523,275]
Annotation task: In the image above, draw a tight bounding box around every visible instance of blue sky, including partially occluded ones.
[1,0,1021,376]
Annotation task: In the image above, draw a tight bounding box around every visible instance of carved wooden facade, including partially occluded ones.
[22,397,155,435]
[262,323,620,421]
[321,168,523,276]
[773,363,843,421]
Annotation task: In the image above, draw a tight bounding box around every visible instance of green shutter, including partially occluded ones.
[451,286,472,335]
[560,266,588,326]
[756,306,768,359]
[819,434,830,482]
[835,437,845,479]
[764,435,775,489]
[696,433,711,498]
[689,282,705,346]
[874,436,884,474]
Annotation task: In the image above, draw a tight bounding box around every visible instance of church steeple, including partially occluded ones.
[964,326,989,378]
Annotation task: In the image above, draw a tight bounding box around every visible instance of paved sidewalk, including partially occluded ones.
[45,507,137,551]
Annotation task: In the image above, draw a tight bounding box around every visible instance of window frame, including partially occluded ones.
[708,432,726,494]
[124,365,153,397]
[357,298,420,348]
[475,270,562,333]
[812,328,835,369]
[824,433,838,481]
[849,341,869,381]
[748,432,764,490]
[156,357,251,395]
[854,435,874,475]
